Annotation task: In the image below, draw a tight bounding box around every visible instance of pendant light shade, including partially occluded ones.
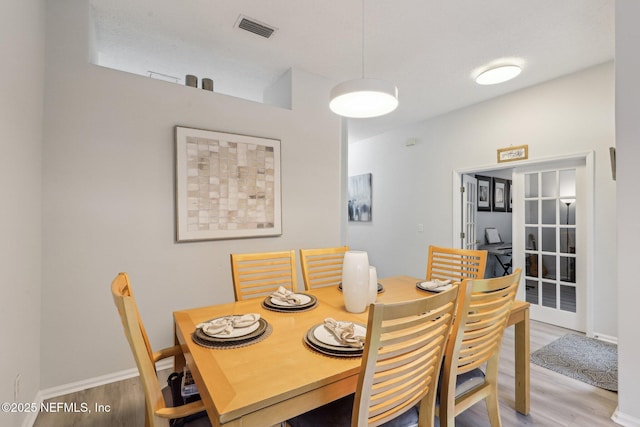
[329,0,398,118]
[329,78,398,118]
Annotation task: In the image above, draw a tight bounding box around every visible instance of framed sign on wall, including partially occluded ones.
[497,144,528,163]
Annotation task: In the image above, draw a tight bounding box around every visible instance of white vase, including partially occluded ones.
[368,266,378,304]
[341,251,370,313]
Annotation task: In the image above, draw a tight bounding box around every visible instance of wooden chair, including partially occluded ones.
[437,269,522,427]
[111,273,210,427]
[299,245,349,290]
[426,245,488,282]
[288,287,459,427]
[230,250,297,301]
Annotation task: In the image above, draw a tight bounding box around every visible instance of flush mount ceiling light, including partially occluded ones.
[475,64,522,85]
[329,0,398,118]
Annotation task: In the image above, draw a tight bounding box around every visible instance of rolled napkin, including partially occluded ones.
[197,313,260,336]
[270,286,302,305]
[323,318,365,348]
[419,279,452,290]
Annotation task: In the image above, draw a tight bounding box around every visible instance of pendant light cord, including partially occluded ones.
[361,0,365,79]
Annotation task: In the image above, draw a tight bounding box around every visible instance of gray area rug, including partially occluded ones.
[531,333,617,391]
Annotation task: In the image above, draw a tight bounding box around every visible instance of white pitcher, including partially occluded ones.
[368,266,378,304]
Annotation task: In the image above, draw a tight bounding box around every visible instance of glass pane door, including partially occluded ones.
[523,168,580,329]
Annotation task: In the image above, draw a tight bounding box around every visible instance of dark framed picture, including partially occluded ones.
[476,175,492,211]
[506,179,513,212]
[348,173,372,222]
[493,177,508,212]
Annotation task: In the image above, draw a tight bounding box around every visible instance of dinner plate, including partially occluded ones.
[262,294,317,311]
[303,335,363,358]
[303,323,366,355]
[194,330,260,347]
[338,283,384,293]
[313,323,366,348]
[193,321,271,348]
[416,281,454,293]
[201,316,262,338]
[270,293,312,307]
[198,317,268,342]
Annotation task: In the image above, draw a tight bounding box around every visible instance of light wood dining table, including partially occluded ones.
[173,276,530,427]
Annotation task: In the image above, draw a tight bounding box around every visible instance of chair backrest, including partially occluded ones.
[230,250,297,301]
[353,287,459,427]
[111,272,166,426]
[426,245,488,282]
[299,246,349,290]
[439,269,521,416]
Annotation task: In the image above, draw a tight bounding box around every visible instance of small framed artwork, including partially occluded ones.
[493,177,508,212]
[175,126,282,242]
[476,175,492,211]
[348,173,372,222]
[506,179,513,212]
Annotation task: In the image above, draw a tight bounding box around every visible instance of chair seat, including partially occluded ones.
[162,387,211,426]
[287,394,419,427]
[455,369,486,397]
[437,368,486,405]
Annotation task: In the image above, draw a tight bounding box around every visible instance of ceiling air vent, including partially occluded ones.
[236,15,277,39]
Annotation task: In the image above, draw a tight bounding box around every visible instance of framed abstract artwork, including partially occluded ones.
[348,173,372,222]
[175,126,282,242]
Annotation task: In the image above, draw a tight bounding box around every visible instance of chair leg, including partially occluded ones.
[485,392,503,427]
[437,406,453,427]
[417,396,435,427]
[439,415,455,427]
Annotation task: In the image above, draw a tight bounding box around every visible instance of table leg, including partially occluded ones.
[174,322,186,372]
[514,307,530,415]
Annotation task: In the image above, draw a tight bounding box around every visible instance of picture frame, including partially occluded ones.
[476,175,492,211]
[493,177,508,212]
[506,179,513,212]
[348,173,373,222]
[174,126,282,242]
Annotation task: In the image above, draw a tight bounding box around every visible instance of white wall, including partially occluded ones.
[614,1,640,424]
[349,62,616,338]
[0,1,44,425]
[40,0,343,389]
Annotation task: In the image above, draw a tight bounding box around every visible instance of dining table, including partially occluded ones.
[173,275,530,427]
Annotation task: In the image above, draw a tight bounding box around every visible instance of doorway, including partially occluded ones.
[453,152,594,334]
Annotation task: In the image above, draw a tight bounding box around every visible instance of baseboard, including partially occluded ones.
[21,358,173,427]
[592,332,618,345]
[612,407,640,427]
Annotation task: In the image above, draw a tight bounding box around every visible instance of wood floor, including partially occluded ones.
[33,320,618,427]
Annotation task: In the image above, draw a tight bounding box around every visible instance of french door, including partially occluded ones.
[513,161,586,332]
[461,174,478,250]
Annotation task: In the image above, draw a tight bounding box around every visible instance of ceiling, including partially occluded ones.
[90,0,614,142]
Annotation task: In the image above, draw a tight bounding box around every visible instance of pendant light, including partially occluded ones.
[329,0,398,118]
